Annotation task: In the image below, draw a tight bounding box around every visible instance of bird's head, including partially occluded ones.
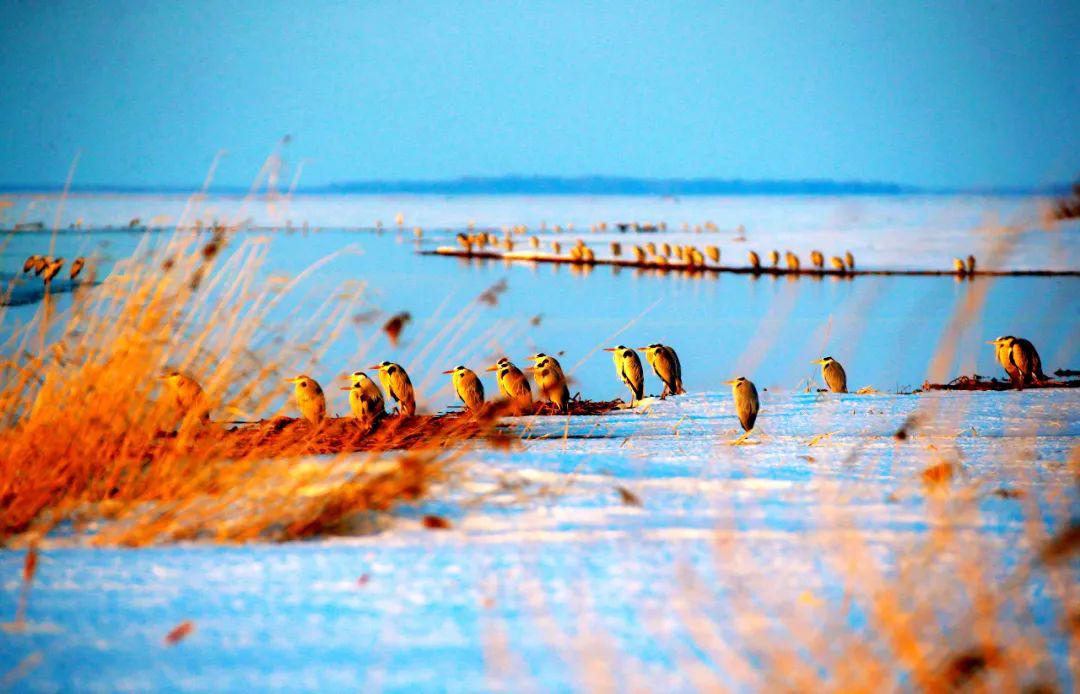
[724,377,749,386]
[286,375,316,390]
[813,357,835,365]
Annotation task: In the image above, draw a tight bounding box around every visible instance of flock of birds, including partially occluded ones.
[161,335,1048,436]
[21,254,87,285]
[452,229,983,275]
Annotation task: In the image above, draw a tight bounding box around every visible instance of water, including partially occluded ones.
[1,195,1077,410]
[0,194,1078,690]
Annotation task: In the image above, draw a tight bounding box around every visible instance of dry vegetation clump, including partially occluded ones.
[0,228,491,546]
[924,374,1080,391]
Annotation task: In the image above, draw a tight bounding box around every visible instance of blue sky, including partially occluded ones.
[0,1,1077,188]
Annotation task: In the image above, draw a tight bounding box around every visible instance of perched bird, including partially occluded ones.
[830,256,846,272]
[580,246,595,262]
[645,242,657,256]
[456,233,472,252]
[953,258,966,274]
[286,374,327,424]
[610,241,622,257]
[486,357,532,406]
[341,371,385,423]
[726,377,760,432]
[813,356,848,393]
[529,236,540,249]
[660,242,672,257]
[604,345,645,404]
[526,353,570,413]
[22,255,41,273]
[369,361,416,416]
[569,246,583,261]
[502,237,514,251]
[631,245,646,263]
[844,250,855,270]
[551,241,562,255]
[768,250,780,267]
[966,255,976,274]
[748,250,761,270]
[443,365,485,411]
[161,371,210,423]
[705,245,720,263]
[33,256,49,276]
[987,336,1047,389]
[785,252,800,271]
[42,258,65,284]
[638,344,685,397]
[810,250,825,268]
[69,257,86,280]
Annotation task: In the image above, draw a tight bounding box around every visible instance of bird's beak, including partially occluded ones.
[339,386,351,391]
[366,365,380,370]
[441,370,454,375]
[812,359,825,365]
[603,347,616,352]
[984,340,996,344]
[635,347,649,352]
[284,378,298,383]
[484,364,499,372]
[723,379,737,385]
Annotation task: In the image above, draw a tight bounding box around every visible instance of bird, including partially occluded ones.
[987,336,1047,389]
[610,242,622,257]
[69,257,86,280]
[810,250,825,268]
[341,371,385,423]
[32,256,50,276]
[486,357,532,407]
[526,353,570,413]
[631,245,646,263]
[953,258,966,275]
[830,256,846,272]
[768,250,780,267]
[725,377,760,432]
[161,371,210,423]
[22,255,41,273]
[785,252,801,271]
[580,246,596,262]
[286,375,327,424]
[604,345,644,404]
[660,242,672,257]
[813,357,848,393]
[369,361,416,415]
[569,246,583,262]
[551,241,562,255]
[645,242,657,256]
[844,250,855,270]
[42,258,65,285]
[638,344,685,397]
[456,233,472,252]
[705,245,720,263]
[529,236,540,249]
[748,251,761,270]
[443,365,485,411]
[966,255,976,274]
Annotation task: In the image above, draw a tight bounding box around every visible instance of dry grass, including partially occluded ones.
[0,225,492,546]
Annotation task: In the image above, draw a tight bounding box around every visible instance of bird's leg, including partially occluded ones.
[730,429,753,446]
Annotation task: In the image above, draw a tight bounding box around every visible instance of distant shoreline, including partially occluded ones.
[0,176,1069,197]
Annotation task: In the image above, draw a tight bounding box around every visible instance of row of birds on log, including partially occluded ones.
[21,255,87,284]
[453,233,981,275]
[161,336,1046,435]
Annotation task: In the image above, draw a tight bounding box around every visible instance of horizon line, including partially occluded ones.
[0,174,1071,197]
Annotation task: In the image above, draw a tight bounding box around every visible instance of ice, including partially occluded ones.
[1,389,1076,691]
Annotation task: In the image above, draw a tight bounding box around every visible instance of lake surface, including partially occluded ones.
[1,194,1078,691]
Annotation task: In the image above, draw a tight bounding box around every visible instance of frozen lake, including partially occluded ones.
[1,389,1077,690]
[1,194,1078,690]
